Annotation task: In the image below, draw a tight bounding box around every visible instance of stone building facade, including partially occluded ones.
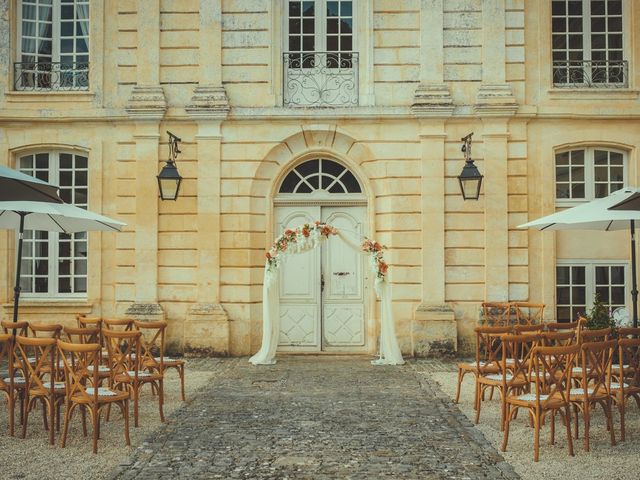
[0,0,638,356]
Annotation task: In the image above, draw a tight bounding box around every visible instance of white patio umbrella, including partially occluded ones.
[0,164,62,203]
[518,187,640,328]
[0,200,126,327]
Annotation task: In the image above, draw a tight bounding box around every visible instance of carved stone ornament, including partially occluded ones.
[125,85,167,120]
[186,85,230,119]
[411,84,455,117]
[474,84,518,116]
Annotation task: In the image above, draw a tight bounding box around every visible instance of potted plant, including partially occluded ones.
[584,293,617,334]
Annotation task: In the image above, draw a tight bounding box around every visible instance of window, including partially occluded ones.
[15,0,90,91]
[556,262,627,322]
[284,0,358,106]
[279,159,362,194]
[555,147,625,202]
[551,0,627,87]
[18,152,88,296]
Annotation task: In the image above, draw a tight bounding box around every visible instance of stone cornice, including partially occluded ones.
[474,84,519,116]
[125,85,167,120]
[186,85,230,120]
[411,84,455,117]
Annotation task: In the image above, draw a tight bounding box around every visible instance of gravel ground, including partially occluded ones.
[423,365,640,480]
[0,358,221,480]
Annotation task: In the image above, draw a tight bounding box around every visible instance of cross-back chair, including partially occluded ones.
[540,330,575,348]
[512,302,544,325]
[64,326,110,385]
[502,344,578,462]
[612,338,640,441]
[618,327,640,338]
[473,325,513,422]
[15,335,65,445]
[481,302,513,326]
[570,339,617,452]
[28,323,63,339]
[1,320,29,336]
[102,318,134,332]
[0,333,17,435]
[545,321,580,332]
[58,339,130,454]
[134,320,167,405]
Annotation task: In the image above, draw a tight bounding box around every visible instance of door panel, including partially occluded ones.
[276,206,321,350]
[321,207,367,349]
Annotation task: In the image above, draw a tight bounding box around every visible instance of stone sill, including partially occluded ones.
[547,88,639,100]
[4,91,95,103]
[2,300,92,315]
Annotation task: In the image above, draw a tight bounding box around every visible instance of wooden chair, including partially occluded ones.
[102,318,134,332]
[134,321,167,405]
[512,302,545,325]
[545,321,579,332]
[1,320,29,336]
[64,326,111,385]
[502,343,578,462]
[0,333,17,435]
[454,324,510,405]
[476,333,538,430]
[28,323,63,339]
[540,330,575,348]
[618,327,640,338]
[473,325,514,423]
[15,336,66,445]
[569,339,617,452]
[103,328,164,427]
[611,338,640,441]
[481,302,513,326]
[58,339,130,454]
[134,320,185,401]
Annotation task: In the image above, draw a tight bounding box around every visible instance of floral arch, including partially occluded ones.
[249,222,404,366]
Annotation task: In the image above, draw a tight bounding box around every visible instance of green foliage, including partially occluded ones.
[585,293,616,331]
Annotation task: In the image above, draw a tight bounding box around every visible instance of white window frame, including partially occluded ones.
[556,259,630,322]
[554,146,627,207]
[16,0,90,91]
[284,0,355,58]
[550,0,629,88]
[17,150,89,299]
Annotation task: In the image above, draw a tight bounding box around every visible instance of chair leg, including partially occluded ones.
[619,396,626,442]
[455,368,464,404]
[92,408,99,454]
[573,404,580,439]
[605,400,616,446]
[7,394,14,436]
[22,398,31,439]
[134,387,139,428]
[60,402,73,449]
[179,365,185,402]
[563,406,574,457]
[123,400,131,446]
[48,397,55,446]
[533,412,541,462]
[583,404,591,452]
[550,410,556,445]
[475,385,483,424]
[501,403,512,452]
[81,406,88,436]
[158,379,165,423]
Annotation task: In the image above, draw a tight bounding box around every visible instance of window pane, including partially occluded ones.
[58,277,71,293]
[341,2,352,16]
[556,166,569,182]
[611,286,625,305]
[556,151,569,165]
[289,1,300,16]
[289,18,300,34]
[567,1,582,15]
[557,286,570,304]
[573,286,585,305]
[557,266,570,284]
[327,1,338,16]
[572,266,585,284]
[74,277,87,293]
[611,266,624,284]
[552,1,566,16]
[302,1,314,16]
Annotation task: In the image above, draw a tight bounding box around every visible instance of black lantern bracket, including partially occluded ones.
[157,131,183,201]
[457,132,484,201]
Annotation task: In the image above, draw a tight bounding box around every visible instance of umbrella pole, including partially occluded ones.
[11,212,26,335]
[632,220,639,328]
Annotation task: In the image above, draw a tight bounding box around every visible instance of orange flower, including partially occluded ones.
[265,252,271,260]
[378,261,388,274]
[302,227,310,237]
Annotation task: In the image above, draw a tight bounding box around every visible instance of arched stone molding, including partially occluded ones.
[246,124,381,351]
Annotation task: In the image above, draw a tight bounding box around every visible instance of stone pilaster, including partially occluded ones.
[184,0,230,352]
[483,120,510,301]
[412,0,453,116]
[411,119,456,356]
[0,0,11,100]
[475,0,517,115]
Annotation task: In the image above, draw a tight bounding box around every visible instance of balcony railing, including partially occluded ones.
[552,60,628,88]
[14,62,89,91]
[283,51,358,107]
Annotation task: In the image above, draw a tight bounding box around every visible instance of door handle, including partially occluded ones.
[333,271,350,276]
[321,273,325,292]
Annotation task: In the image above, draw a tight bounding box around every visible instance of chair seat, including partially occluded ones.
[517,393,550,402]
[86,387,117,397]
[570,387,594,396]
[610,382,630,390]
[42,381,66,390]
[154,356,184,364]
[4,376,26,384]
[485,373,514,381]
[571,366,592,373]
[87,365,111,373]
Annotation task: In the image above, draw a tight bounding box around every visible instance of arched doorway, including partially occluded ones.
[274,158,369,353]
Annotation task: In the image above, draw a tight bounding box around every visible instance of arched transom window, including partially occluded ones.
[279,158,361,194]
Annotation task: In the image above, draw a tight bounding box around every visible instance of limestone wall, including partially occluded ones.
[0,0,638,356]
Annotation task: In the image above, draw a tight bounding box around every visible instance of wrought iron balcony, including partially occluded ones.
[552,60,628,88]
[14,62,89,91]
[283,51,358,107]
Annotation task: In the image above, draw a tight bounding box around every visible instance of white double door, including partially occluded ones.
[276,205,367,352]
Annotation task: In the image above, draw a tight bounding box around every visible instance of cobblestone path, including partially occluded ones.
[111,357,518,480]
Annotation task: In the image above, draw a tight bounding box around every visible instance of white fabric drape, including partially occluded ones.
[249,229,404,366]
